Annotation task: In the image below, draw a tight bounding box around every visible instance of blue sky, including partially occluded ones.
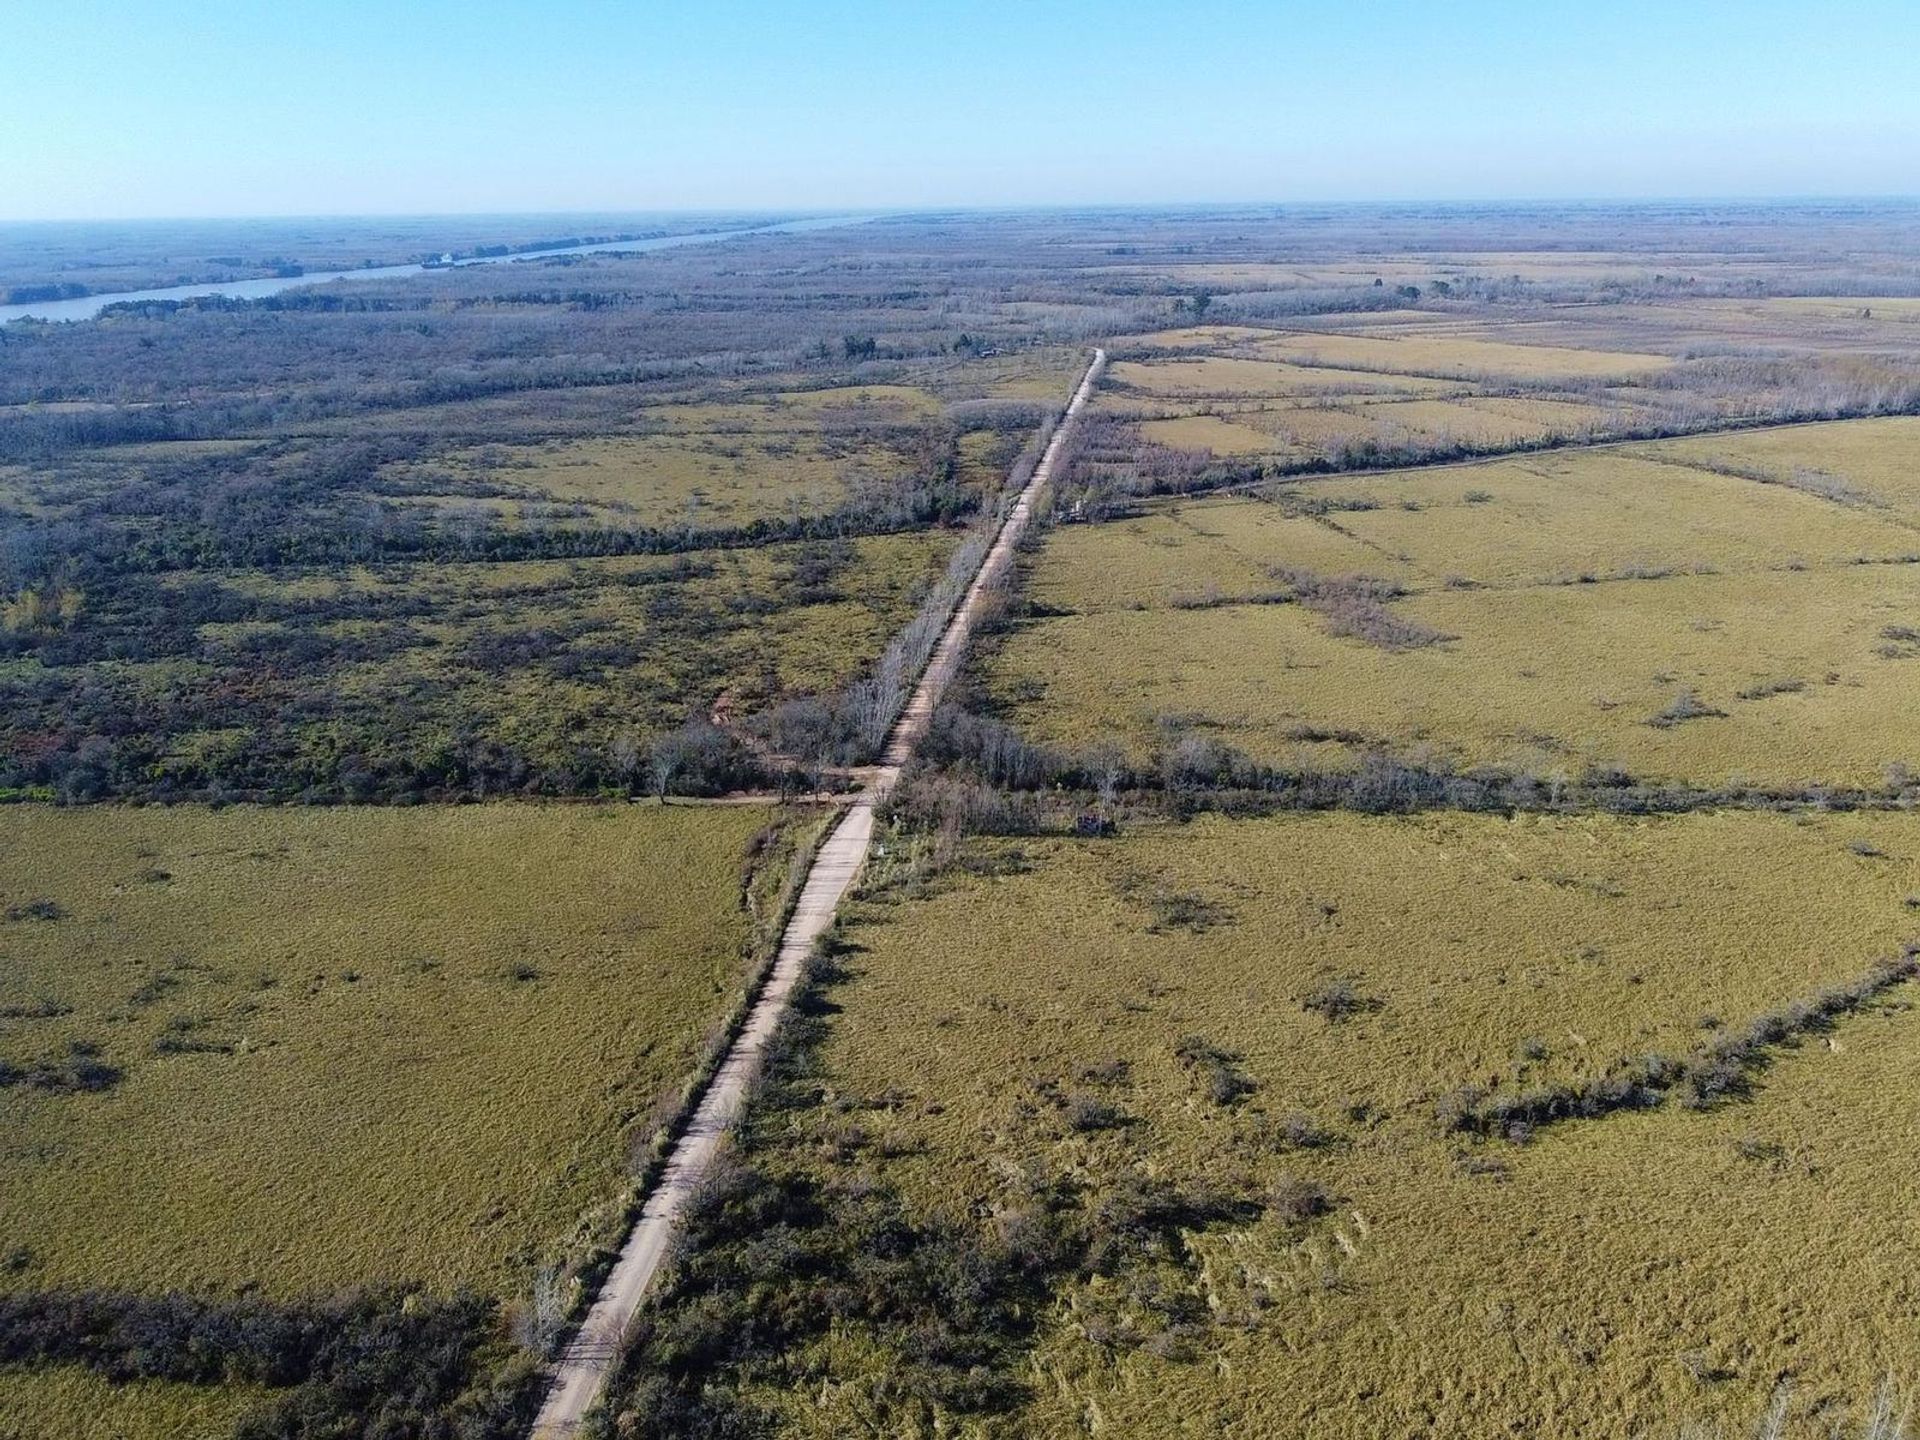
[6,0,1920,219]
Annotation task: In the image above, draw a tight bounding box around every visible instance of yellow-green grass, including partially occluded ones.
[1135,398,1595,460]
[1250,329,1676,380]
[1023,498,1415,613]
[1759,296,1920,325]
[1284,450,1920,585]
[954,428,1015,496]
[1101,324,1279,350]
[1350,396,1615,446]
[928,347,1091,403]
[0,1367,264,1440]
[1646,417,1920,527]
[767,384,943,418]
[1461,391,1646,430]
[1122,392,1628,468]
[1108,356,1465,399]
[0,801,778,1300]
[991,557,1920,786]
[1136,413,1293,456]
[760,811,1920,1438]
[385,433,880,528]
[841,812,1920,1178]
[0,1369,262,1440]
[368,379,959,530]
[1233,396,1607,454]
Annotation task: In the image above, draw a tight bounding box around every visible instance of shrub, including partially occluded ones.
[1300,977,1382,1023]
[0,1286,537,1438]
[0,1043,123,1094]
[3,898,65,922]
[1064,1094,1129,1132]
[1270,566,1452,651]
[1648,689,1727,728]
[1268,1175,1332,1225]
[1172,1035,1256,1104]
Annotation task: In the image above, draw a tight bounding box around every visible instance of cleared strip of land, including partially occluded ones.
[528,348,1107,1437]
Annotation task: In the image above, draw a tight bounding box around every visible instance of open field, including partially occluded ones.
[0,800,801,1437]
[1646,416,1920,526]
[989,562,1920,786]
[989,421,1920,787]
[1280,448,1920,582]
[1247,328,1678,381]
[1087,287,1920,496]
[604,811,1920,1438]
[1107,356,1471,400]
[375,405,927,531]
[0,1370,262,1440]
[0,801,783,1299]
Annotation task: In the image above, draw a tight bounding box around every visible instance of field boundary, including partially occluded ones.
[1087,402,1920,512]
[526,347,1106,1437]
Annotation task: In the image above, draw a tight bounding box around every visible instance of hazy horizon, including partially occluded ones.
[8,0,1920,222]
[7,195,1920,232]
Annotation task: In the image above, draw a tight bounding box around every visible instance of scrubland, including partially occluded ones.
[589,203,1920,1440]
[599,813,1920,1438]
[14,203,1920,1438]
[3,531,958,802]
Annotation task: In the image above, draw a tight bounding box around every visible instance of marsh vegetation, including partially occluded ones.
[13,202,1920,1437]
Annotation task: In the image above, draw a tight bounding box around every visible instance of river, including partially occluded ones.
[0,214,871,324]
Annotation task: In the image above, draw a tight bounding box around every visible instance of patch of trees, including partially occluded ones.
[888,698,1920,836]
[4,282,91,305]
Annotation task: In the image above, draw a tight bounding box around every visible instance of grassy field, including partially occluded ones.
[609,811,1920,1438]
[0,801,788,1298]
[0,1370,263,1440]
[0,799,807,1435]
[1647,417,1920,526]
[1090,302,1920,489]
[1238,328,1677,381]
[368,384,959,531]
[987,424,1920,787]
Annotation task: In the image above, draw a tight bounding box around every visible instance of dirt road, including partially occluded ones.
[529,348,1104,1437]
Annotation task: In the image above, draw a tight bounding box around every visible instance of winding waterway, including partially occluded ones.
[0,214,869,324]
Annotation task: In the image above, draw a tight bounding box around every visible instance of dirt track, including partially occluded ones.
[529,348,1106,1437]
